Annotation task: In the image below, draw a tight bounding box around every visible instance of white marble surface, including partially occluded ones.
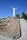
[18,19,27,40]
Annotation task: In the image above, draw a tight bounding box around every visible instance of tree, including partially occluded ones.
[16,14,20,18]
[24,14,27,20]
[21,12,25,18]
[21,12,27,20]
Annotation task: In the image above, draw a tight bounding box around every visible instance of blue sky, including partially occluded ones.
[0,0,27,18]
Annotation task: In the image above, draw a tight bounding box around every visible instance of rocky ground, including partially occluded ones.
[0,17,20,40]
[0,18,27,40]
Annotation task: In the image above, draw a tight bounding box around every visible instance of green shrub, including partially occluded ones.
[21,12,27,20]
[24,14,27,20]
[15,14,20,18]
